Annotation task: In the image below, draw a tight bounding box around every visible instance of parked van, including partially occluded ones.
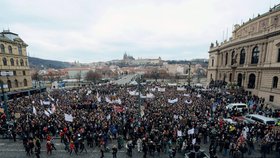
[226,103,248,112]
[245,114,275,125]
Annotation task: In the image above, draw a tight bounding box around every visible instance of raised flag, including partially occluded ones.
[33,106,37,115]
[64,114,73,122]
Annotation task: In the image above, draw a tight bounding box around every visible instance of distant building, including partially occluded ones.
[207,5,280,106]
[63,67,91,80]
[0,30,32,92]
[165,64,188,76]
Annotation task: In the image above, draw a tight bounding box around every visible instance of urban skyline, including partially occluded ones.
[0,0,277,63]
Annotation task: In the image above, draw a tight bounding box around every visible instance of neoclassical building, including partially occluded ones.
[208,5,280,106]
[0,30,32,93]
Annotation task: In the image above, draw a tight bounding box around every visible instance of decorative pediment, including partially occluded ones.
[276,42,280,47]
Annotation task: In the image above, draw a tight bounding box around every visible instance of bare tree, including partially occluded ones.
[31,70,41,88]
[85,70,102,83]
[75,71,82,82]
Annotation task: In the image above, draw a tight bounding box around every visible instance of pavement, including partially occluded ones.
[199,141,279,158]
[0,139,185,158]
[0,138,279,158]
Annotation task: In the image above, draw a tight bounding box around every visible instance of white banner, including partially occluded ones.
[106,97,122,104]
[43,101,51,105]
[64,114,73,122]
[105,97,112,103]
[112,98,122,104]
[188,128,194,135]
[146,93,155,99]
[140,93,155,99]
[128,90,139,96]
[177,87,186,91]
[168,98,178,104]
[96,92,101,102]
[168,83,177,86]
[183,94,190,97]
[177,130,182,137]
[157,87,165,92]
[192,138,196,145]
[86,90,92,95]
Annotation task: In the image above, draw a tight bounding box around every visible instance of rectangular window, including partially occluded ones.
[278,48,280,62]
[212,59,214,67]
[23,70,26,76]
[225,53,228,65]
[13,71,16,76]
[269,95,274,102]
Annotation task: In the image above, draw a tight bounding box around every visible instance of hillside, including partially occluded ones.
[28,57,71,69]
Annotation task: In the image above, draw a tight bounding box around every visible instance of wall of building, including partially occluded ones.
[0,31,32,92]
[207,6,280,107]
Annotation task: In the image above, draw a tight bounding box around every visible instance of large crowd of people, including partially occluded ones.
[0,82,279,158]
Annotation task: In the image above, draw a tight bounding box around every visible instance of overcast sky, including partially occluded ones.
[0,0,278,63]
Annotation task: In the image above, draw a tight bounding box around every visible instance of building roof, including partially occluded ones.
[0,30,28,46]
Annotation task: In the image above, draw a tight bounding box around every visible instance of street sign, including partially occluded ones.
[0,71,13,76]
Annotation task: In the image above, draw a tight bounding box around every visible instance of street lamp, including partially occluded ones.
[187,62,191,87]
[0,71,12,120]
[136,74,142,124]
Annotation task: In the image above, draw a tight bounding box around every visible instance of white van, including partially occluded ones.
[226,103,248,112]
[245,114,275,125]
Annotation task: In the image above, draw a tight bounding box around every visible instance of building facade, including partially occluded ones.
[207,5,280,106]
[0,30,32,92]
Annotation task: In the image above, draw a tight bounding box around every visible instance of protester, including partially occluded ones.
[0,82,278,158]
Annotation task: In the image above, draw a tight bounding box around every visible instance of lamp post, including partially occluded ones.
[6,75,10,92]
[136,74,142,124]
[0,79,9,121]
[187,62,191,87]
[0,71,13,120]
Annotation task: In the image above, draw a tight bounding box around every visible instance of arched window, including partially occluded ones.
[229,73,232,82]
[18,45,22,55]
[237,73,243,87]
[7,80,12,89]
[15,79,19,88]
[240,49,246,64]
[10,58,14,66]
[248,74,256,89]
[8,46,12,54]
[0,44,5,53]
[251,46,259,64]
[272,76,278,88]
[231,51,235,65]
[23,79,28,86]
[225,53,228,65]
[20,59,24,66]
[2,57,7,66]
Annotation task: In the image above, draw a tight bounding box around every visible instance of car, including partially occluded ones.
[226,103,248,112]
[245,114,276,125]
[223,118,237,125]
[232,116,252,124]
